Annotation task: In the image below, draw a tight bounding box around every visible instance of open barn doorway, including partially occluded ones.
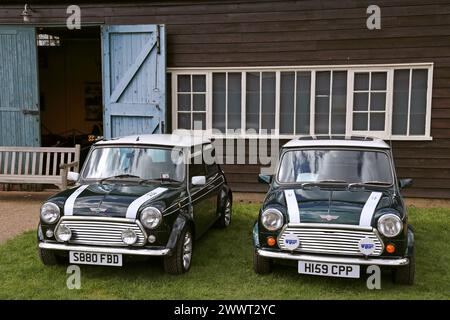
[37,26,102,162]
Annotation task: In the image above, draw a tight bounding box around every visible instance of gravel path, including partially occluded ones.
[0,191,54,244]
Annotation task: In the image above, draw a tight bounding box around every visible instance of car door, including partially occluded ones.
[189,150,211,237]
[203,144,222,223]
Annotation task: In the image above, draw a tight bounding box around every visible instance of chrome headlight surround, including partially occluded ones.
[140,207,162,229]
[377,214,403,238]
[40,202,60,224]
[261,208,284,231]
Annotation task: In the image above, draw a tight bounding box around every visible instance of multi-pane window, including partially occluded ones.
[392,68,428,136]
[352,71,388,132]
[280,71,311,135]
[213,73,242,133]
[246,72,276,133]
[314,71,347,135]
[176,74,207,130]
[172,63,432,140]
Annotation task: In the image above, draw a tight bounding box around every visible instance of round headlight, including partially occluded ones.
[55,225,72,242]
[378,214,403,238]
[261,208,284,231]
[140,207,162,229]
[121,229,137,245]
[40,202,60,224]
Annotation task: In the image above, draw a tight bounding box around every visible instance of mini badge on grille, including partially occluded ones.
[89,207,107,213]
[359,237,376,256]
[319,214,339,222]
[284,233,300,250]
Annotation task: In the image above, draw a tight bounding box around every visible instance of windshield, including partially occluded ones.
[277,149,393,184]
[82,146,185,182]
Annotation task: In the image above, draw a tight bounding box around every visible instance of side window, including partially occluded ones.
[189,152,206,183]
[203,144,219,177]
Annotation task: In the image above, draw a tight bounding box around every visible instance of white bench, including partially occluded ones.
[0,145,81,190]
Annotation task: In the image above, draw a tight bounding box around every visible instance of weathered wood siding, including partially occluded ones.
[0,0,449,198]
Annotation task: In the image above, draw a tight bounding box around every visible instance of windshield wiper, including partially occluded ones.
[348,181,392,190]
[100,174,142,184]
[139,177,181,184]
[301,179,348,189]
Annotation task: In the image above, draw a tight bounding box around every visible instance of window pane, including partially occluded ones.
[353,113,368,131]
[371,92,386,111]
[228,73,242,131]
[192,75,206,92]
[178,75,191,92]
[261,72,276,132]
[331,71,347,134]
[410,69,428,135]
[392,70,410,135]
[371,72,387,90]
[178,94,191,111]
[246,72,260,132]
[370,113,385,131]
[193,113,206,130]
[354,73,369,90]
[296,72,311,135]
[354,92,368,111]
[178,113,191,129]
[193,94,205,111]
[315,71,330,134]
[280,72,295,134]
[212,73,226,133]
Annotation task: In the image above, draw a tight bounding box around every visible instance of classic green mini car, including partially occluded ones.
[37,134,232,274]
[253,136,415,284]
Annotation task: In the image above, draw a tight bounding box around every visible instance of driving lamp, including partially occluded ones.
[378,214,403,238]
[261,208,284,231]
[121,229,138,245]
[55,225,72,242]
[40,202,60,224]
[140,207,162,229]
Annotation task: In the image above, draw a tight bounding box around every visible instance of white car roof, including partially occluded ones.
[283,136,391,149]
[95,134,211,148]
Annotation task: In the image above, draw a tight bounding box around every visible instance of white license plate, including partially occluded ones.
[69,251,122,267]
[298,261,360,278]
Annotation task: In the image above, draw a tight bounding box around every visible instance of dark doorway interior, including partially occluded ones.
[37,26,102,160]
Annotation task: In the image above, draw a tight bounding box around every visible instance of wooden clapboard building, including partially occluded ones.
[0,0,449,199]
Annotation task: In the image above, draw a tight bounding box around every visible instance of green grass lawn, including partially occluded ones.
[0,204,449,299]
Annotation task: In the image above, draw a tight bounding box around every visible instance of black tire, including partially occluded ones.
[393,254,415,285]
[38,247,63,266]
[215,194,232,228]
[253,250,272,274]
[164,226,193,275]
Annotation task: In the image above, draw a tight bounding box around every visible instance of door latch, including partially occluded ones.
[22,110,39,116]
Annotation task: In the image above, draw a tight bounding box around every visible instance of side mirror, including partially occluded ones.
[191,175,206,186]
[399,178,413,189]
[67,171,80,182]
[258,174,272,184]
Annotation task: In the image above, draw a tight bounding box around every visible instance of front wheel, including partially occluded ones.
[392,254,415,285]
[215,196,232,228]
[164,226,193,275]
[253,250,272,274]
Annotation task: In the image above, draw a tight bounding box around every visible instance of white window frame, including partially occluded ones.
[169,63,433,140]
[348,69,392,138]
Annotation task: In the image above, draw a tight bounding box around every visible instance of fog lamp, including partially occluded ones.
[55,225,72,242]
[121,229,137,245]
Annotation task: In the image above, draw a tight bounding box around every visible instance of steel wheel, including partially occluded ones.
[224,199,232,226]
[182,231,193,270]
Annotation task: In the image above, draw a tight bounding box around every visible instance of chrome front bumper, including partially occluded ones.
[257,249,409,266]
[39,242,170,256]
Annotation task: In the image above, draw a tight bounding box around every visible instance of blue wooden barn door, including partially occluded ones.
[0,26,40,146]
[102,25,166,139]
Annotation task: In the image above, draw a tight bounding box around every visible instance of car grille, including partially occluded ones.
[57,217,147,247]
[278,225,384,256]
